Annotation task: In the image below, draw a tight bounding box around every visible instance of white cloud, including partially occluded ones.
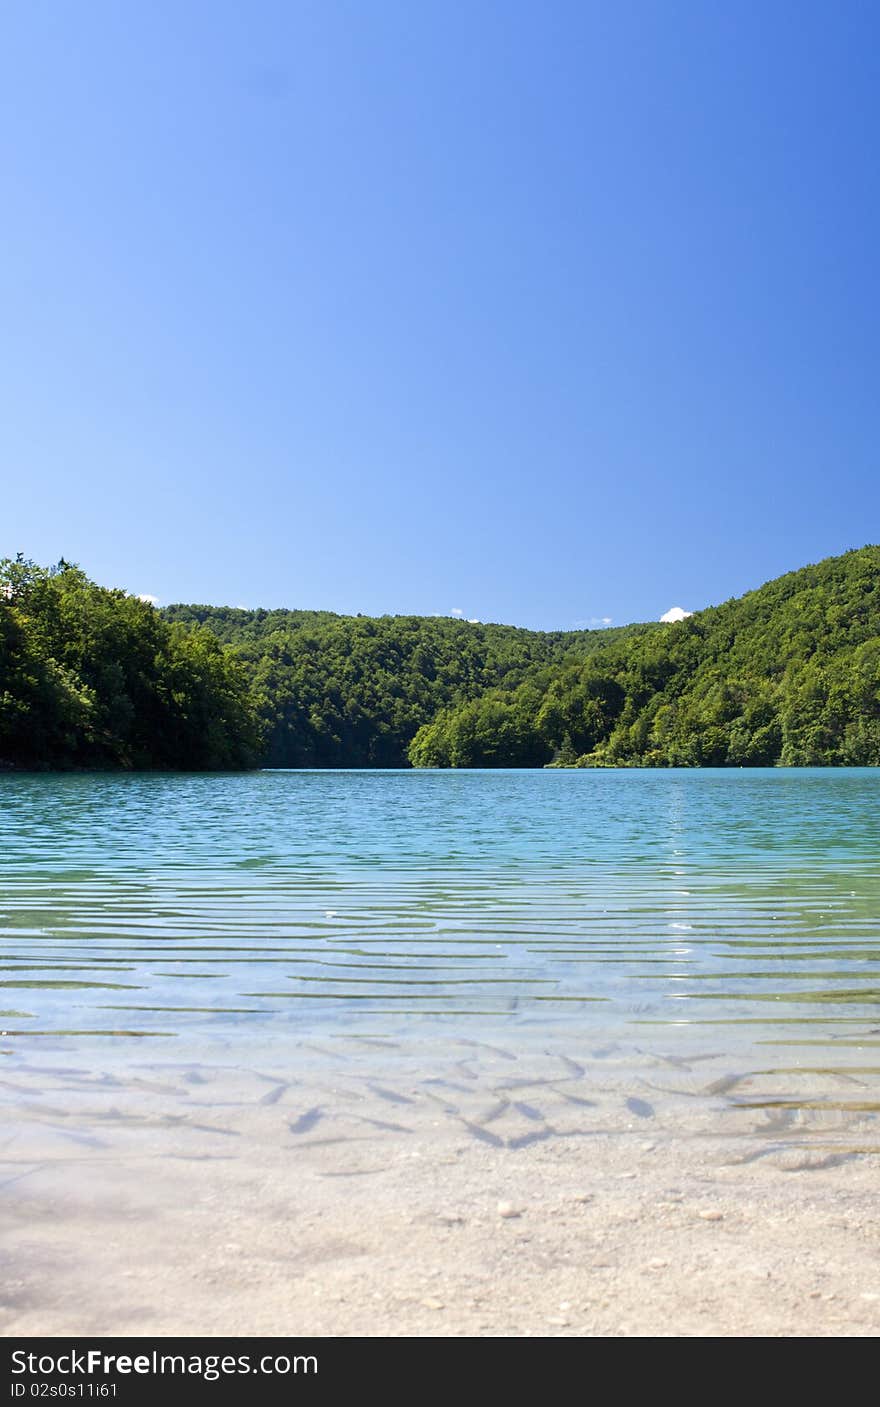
[137,593,159,606]
[450,607,464,618]
[660,605,693,623]
[572,616,614,629]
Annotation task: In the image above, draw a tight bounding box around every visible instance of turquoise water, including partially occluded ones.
[3,768,879,1336]
[2,768,880,1154]
[2,768,879,1038]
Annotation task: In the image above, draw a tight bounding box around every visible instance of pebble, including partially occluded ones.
[644,1258,669,1271]
[421,1298,444,1311]
[698,1209,724,1222]
[497,1201,523,1219]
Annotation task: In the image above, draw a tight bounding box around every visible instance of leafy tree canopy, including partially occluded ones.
[407,546,880,768]
[4,546,879,771]
[0,557,260,770]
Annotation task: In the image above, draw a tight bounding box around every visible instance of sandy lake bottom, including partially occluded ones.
[2,1021,879,1338]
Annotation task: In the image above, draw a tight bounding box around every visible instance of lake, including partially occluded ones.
[2,768,879,1334]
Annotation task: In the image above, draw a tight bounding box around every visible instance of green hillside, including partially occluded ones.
[4,546,879,771]
[409,546,880,767]
[0,557,259,770]
[163,604,631,767]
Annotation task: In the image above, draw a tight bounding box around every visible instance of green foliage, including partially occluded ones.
[164,606,620,767]
[408,691,551,768]
[0,557,261,770]
[5,545,880,771]
[409,546,880,768]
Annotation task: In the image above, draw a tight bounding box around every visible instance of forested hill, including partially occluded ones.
[4,547,879,771]
[162,604,636,767]
[0,557,259,770]
[408,546,880,767]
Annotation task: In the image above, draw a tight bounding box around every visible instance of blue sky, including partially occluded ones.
[3,2,879,630]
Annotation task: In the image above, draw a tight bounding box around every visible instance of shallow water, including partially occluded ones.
[2,769,880,1331]
[1,768,879,1146]
[2,768,878,1022]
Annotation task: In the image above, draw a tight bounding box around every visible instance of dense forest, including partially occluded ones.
[409,546,880,767]
[163,603,633,767]
[0,556,259,769]
[3,546,880,770]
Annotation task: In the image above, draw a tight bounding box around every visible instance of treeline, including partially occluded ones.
[4,547,880,771]
[409,546,880,767]
[164,604,625,767]
[0,557,259,769]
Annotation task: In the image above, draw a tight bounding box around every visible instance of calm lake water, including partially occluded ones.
[3,767,879,1335]
[2,768,880,1159]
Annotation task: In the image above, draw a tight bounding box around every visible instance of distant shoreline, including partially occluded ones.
[5,545,880,771]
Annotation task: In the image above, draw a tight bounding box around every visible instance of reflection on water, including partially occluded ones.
[1,768,879,1164]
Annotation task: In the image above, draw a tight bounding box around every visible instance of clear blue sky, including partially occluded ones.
[3,2,879,630]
